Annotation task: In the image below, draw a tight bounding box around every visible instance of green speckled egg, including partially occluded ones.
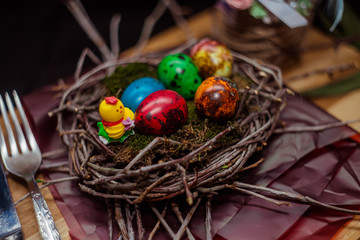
[157,53,202,100]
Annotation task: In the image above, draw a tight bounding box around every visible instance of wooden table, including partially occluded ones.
[7,8,360,240]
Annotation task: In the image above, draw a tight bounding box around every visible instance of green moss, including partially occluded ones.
[186,101,200,123]
[127,134,156,150]
[101,63,157,96]
[167,101,241,149]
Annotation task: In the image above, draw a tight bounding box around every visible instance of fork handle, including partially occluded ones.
[27,177,61,240]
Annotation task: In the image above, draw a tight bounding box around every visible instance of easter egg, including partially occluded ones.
[121,77,165,112]
[190,39,233,78]
[195,76,239,122]
[157,53,202,100]
[135,90,188,135]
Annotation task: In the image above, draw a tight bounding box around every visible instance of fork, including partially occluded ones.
[0,90,60,240]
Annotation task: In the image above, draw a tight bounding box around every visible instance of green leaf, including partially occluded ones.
[250,1,268,19]
[301,72,360,97]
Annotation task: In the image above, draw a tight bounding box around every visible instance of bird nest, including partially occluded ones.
[54,44,286,205]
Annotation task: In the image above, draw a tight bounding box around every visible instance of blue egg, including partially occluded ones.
[121,77,165,112]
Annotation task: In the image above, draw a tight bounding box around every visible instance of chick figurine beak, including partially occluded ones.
[97,96,135,144]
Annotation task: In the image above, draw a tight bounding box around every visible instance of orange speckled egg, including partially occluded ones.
[195,76,239,122]
[190,39,233,78]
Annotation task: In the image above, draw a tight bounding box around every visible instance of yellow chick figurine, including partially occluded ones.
[97,96,135,144]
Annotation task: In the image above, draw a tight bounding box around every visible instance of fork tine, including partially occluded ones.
[5,92,29,154]
[0,99,9,160]
[12,90,40,152]
[0,95,18,156]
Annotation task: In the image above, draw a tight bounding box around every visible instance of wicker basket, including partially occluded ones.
[212,0,318,66]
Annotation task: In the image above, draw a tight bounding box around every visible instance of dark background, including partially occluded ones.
[0,0,359,96]
[0,0,216,96]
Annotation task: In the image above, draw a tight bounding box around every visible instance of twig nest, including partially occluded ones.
[56,40,285,204]
[134,90,188,135]
[190,38,233,78]
[195,76,239,122]
[120,77,165,112]
[157,53,202,99]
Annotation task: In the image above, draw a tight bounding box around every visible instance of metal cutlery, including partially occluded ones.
[0,91,60,240]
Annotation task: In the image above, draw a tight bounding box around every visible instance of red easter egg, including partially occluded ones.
[135,90,188,135]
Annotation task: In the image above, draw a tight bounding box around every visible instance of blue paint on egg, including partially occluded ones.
[121,77,165,112]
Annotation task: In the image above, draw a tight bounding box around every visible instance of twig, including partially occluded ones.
[228,185,290,206]
[149,204,175,238]
[106,198,113,240]
[41,148,68,159]
[132,0,168,58]
[125,137,160,170]
[274,119,360,134]
[198,183,289,207]
[205,195,212,240]
[235,86,249,119]
[239,158,265,172]
[285,62,358,81]
[173,195,203,240]
[125,203,135,240]
[135,204,145,240]
[60,129,88,136]
[176,163,193,205]
[166,0,195,43]
[78,184,137,200]
[148,205,168,240]
[239,64,264,89]
[15,176,79,205]
[65,0,113,62]
[75,48,102,81]
[86,162,122,175]
[39,161,68,171]
[233,182,360,215]
[110,14,122,57]
[115,200,129,240]
[171,202,196,240]
[131,172,177,204]
[50,104,97,118]
[146,170,198,202]
[238,88,283,102]
[80,146,92,170]
[82,113,117,157]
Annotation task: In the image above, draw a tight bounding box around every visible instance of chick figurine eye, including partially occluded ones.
[97,96,135,144]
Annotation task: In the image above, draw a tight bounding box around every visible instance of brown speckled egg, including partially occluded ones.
[195,76,239,122]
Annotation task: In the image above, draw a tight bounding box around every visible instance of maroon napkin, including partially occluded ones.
[23,85,360,240]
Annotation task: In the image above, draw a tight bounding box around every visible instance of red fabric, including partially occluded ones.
[23,85,360,240]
